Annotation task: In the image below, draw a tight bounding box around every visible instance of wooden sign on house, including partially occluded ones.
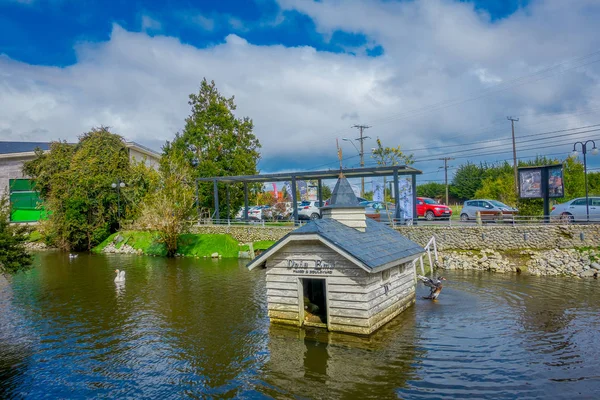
[247,175,424,335]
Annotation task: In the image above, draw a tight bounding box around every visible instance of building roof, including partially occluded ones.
[0,142,51,154]
[247,218,424,273]
[322,175,363,209]
[0,140,161,159]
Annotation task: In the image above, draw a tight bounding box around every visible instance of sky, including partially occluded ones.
[2,0,600,188]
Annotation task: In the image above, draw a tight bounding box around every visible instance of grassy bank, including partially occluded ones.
[93,231,276,258]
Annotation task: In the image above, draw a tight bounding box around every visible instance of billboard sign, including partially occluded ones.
[518,164,564,199]
[547,165,564,198]
[519,168,542,198]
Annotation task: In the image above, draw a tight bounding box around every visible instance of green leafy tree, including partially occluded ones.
[23,127,143,251]
[370,138,414,202]
[162,79,261,219]
[0,195,32,275]
[587,171,600,195]
[417,182,446,199]
[137,158,195,257]
[450,162,486,201]
[371,138,414,167]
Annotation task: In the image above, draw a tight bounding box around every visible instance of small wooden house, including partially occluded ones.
[247,175,424,335]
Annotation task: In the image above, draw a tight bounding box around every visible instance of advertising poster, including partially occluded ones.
[372,178,384,202]
[398,178,413,220]
[548,166,564,198]
[282,182,293,200]
[519,169,542,198]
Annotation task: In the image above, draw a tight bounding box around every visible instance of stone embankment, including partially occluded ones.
[440,248,599,278]
[102,241,144,255]
[24,241,50,250]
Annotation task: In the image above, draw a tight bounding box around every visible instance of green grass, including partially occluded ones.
[93,231,167,256]
[176,234,240,258]
[449,205,462,221]
[93,232,274,258]
[252,240,276,251]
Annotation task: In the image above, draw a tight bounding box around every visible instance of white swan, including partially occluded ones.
[114,269,126,283]
[69,254,78,259]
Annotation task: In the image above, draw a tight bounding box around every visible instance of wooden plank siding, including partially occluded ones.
[264,240,418,335]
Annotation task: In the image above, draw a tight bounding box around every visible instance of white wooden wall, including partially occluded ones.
[265,240,416,335]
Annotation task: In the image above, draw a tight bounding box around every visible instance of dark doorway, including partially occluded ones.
[302,279,327,325]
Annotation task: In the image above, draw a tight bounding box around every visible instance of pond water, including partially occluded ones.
[1,252,599,399]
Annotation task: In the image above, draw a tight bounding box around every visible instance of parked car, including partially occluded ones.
[298,201,322,220]
[361,201,395,224]
[550,197,600,222]
[416,197,452,220]
[247,206,263,220]
[460,199,518,222]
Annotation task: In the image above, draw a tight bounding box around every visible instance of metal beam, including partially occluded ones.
[412,174,418,226]
[317,178,323,208]
[213,180,219,220]
[393,169,401,223]
[291,176,298,223]
[244,182,249,222]
[197,165,422,184]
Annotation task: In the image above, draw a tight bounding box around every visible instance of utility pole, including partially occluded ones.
[439,157,454,205]
[507,116,519,194]
[352,124,371,196]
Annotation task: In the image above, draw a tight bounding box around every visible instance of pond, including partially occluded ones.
[1,252,599,399]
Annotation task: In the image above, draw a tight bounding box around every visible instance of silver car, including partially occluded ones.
[298,201,321,220]
[460,199,518,222]
[550,197,600,222]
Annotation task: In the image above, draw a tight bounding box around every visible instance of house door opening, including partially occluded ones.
[302,278,327,326]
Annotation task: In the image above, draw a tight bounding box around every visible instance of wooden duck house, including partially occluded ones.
[247,175,424,335]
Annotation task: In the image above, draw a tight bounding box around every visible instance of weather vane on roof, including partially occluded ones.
[336,138,344,178]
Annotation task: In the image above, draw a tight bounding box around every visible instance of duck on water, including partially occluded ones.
[418,275,446,300]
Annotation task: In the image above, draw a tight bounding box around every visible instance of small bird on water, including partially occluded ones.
[417,275,446,300]
[114,269,126,283]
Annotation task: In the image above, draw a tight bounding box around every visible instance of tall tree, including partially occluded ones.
[163,79,261,219]
[370,138,414,202]
[23,127,141,251]
[450,162,486,201]
[417,182,446,199]
[0,195,32,275]
[137,157,195,257]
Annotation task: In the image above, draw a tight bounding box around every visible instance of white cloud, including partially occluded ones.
[193,15,215,31]
[141,15,161,32]
[2,0,600,174]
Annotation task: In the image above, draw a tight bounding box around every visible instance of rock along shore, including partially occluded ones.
[440,248,599,278]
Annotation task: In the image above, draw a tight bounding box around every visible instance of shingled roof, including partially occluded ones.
[0,141,51,154]
[247,218,423,272]
[322,175,363,209]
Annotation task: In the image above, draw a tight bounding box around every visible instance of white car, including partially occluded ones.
[298,201,321,220]
[550,197,600,222]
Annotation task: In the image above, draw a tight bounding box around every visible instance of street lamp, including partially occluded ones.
[343,136,370,196]
[571,140,599,221]
[112,180,126,228]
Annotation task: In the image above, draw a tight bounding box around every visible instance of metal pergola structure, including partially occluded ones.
[197,165,422,224]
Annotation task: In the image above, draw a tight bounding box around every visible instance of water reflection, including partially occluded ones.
[1,253,599,399]
[264,309,420,399]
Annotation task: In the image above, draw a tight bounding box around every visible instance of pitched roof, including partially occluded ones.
[323,175,362,209]
[247,218,424,272]
[0,141,51,154]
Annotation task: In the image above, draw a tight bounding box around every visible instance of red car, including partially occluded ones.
[416,197,452,220]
